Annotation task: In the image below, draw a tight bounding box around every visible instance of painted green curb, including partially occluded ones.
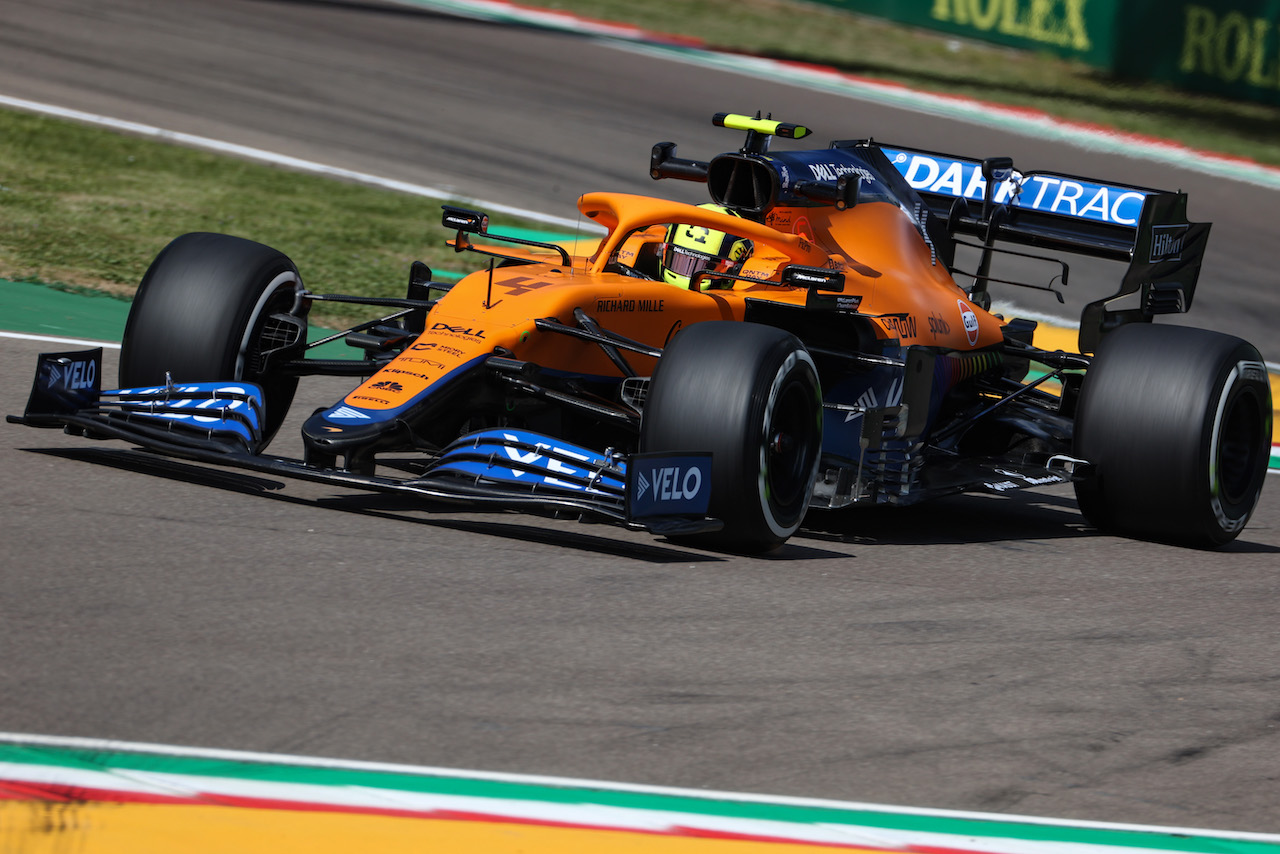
[3,738,1279,853]
[0,279,131,342]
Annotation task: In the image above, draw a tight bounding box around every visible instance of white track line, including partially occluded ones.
[0,330,121,349]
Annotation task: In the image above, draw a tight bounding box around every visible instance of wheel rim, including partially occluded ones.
[1216,386,1265,506]
[236,272,303,382]
[764,376,819,512]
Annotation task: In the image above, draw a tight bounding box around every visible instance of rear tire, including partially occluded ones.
[1073,323,1271,547]
[641,321,822,552]
[120,232,309,444]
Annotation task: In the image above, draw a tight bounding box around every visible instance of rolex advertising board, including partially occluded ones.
[814,0,1118,66]
[1115,1,1280,105]
[819,0,1280,105]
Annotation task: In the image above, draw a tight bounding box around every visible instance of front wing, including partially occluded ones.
[7,348,719,538]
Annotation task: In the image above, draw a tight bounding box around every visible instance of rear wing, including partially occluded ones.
[877,145,1212,353]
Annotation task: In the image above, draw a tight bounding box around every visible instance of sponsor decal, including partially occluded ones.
[628,452,713,518]
[882,314,918,340]
[434,430,624,494]
[410,341,466,357]
[351,395,391,405]
[958,299,981,346]
[928,312,951,337]
[789,270,830,286]
[30,349,103,416]
[1149,224,1188,263]
[443,212,487,230]
[105,383,263,445]
[328,406,370,420]
[594,298,665,312]
[664,320,683,346]
[379,368,434,380]
[826,256,881,280]
[1181,6,1280,89]
[369,381,404,393]
[1238,360,1269,383]
[890,149,1021,204]
[852,377,904,412]
[807,162,874,184]
[47,358,97,391]
[984,479,1021,492]
[494,433,609,492]
[930,0,1092,52]
[397,358,446,370]
[884,149,1148,226]
[121,384,257,426]
[835,295,863,311]
[766,209,794,229]
[637,465,703,502]
[432,322,486,339]
[993,467,1065,487]
[793,216,814,242]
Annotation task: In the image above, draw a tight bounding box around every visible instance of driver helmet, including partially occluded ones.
[660,204,753,290]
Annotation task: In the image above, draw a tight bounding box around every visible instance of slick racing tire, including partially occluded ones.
[119,232,309,444]
[1073,323,1271,548]
[641,321,822,552]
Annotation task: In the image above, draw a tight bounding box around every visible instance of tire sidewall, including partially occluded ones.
[642,321,822,551]
[756,345,822,539]
[1203,353,1271,538]
[1074,323,1270,547]
[120,232,306,441]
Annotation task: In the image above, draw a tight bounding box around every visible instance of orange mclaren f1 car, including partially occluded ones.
[10,113,1272,551]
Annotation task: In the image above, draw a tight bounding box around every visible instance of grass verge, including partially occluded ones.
[0,108,516,327]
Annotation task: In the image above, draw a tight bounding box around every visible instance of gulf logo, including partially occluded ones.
[958,299,980,346]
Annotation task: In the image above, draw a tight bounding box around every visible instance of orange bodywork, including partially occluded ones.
[342,193,1002,413]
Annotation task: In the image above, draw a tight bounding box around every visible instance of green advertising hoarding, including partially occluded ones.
[816,0,1280,105]
[814,0,1120,67]
[1115,1,1280,104]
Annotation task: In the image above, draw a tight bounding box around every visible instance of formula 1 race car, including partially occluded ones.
[10,113,1273,551]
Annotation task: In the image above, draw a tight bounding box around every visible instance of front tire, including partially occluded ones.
[119,232,309,443]
[1073,323,1271,547]
[641,321,823,552]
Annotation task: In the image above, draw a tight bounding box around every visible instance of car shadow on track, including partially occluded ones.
[23,446,734,564]
[24,446,292,496]
[31,446,1274,558]
[797,488,1094,547]
[797,488,1280,554]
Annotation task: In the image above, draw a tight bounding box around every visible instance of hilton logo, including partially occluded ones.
[1150,226,1188,263]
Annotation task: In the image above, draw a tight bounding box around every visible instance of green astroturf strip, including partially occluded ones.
[0,279,131,342]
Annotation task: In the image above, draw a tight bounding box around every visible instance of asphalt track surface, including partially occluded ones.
[3,0,1280,836]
